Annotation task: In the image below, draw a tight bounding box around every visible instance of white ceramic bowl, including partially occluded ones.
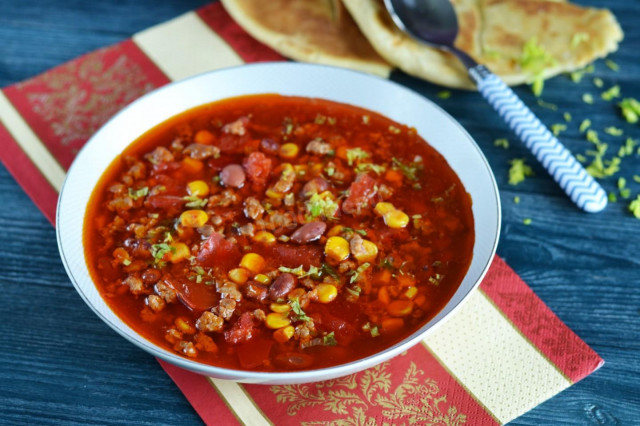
[57,62,500,384]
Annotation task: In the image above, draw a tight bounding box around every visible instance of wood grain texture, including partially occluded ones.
[0,0,638,424]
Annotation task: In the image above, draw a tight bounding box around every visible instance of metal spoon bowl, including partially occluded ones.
[384,0,607,213]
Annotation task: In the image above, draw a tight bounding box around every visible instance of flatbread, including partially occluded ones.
[220,0,393,77]
[342,0,624,89]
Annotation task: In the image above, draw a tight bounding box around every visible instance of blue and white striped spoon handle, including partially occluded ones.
[470,66,607,213]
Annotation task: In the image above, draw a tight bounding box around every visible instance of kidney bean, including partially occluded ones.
[269,273,297,301]
[290,221,327,244]
[274,352,314,369]
[141,268,161,285]
[220,164,246,188]
[302,177,329,196]
[260,138,279,154]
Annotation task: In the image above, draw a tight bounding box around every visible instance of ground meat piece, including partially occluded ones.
[155,281,177,303]
[183,143,220,160]
[109,183,127,195]
[243,197,264,220]
[127,162,146,180]
[224,312,256,344]
[245,281,269,302]
[260,138,279,154]
[272,168,295,194]
[306,138,332,155]
[165,328,182,344]
[170,138,184,152]
[216,281,243,301]
[108,196,134,212]
[175,341,197,358]
[294,321,317,348]
[349,234,368,260]
[237,223,255,237]
[222,116,248,135]
[123,274,144,295]
[338,260,357,274]
[253,309,266,322]
[218,298,237,320]
[146,294,165,312]
[197,232,242,271]
[342,173,379,216]
[196,311,224,332]
[243,152,272,186]
[378,183,394,199]
[208,189,240,208]
[144,146,174,164]
[194,332,218,353]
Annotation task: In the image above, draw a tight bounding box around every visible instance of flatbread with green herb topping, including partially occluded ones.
[341,0,623,89]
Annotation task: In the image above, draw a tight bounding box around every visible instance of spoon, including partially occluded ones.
[384,0,607,213]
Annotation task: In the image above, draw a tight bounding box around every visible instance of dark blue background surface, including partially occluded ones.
[0,1,638,424]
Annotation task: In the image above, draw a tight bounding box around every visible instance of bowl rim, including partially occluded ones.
[56,62,501,384]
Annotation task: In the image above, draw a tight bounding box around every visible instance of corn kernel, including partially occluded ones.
[187,180,209,197]
[381,317,404,333]
[325,236,350,262]
[175,317,196,334]
[240,253,265,274]
[194,129,214,144]
[316,284,338,303]
[279,143,300,159]
[167,243,190,263]
[265,188,285,199]
[180,209,209,228]
[352,239,378,263]
[265,312,291,329]
[327,225,344,238]
[387,300,414,317]
[383,209,409,228]
[374,202,396,216]
[273,325,295,343]
[254,274,272,285]
[181,157,204,174]
[404,287,418,300]
[270,303,291,313]
[228,267,250,284]
[253,231,276,245]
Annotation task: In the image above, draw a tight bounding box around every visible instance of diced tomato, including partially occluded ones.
[164,276,219,311]
[342,173,379,216]
[225,312,257,344]
[243,152,272,186]
[145,195,185,210]
[197,232,242,270]
[258,243,322,269]
[236,337,273,369]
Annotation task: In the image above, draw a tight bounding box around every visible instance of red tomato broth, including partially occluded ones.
[84,94,474,371]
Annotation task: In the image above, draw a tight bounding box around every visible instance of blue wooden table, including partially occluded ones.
[1,1,638,424]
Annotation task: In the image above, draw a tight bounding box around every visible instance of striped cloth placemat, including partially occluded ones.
[0,2,603,424]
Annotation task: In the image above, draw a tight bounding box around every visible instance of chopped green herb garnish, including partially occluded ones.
[428,273,443,285]
[305,192,339,220]
[601,85,620,101]
[183,195,208,208]
[576,153,587,163]
[346,286,362,297]
[582,93,594,104]
[349,262,370,284]
[278,265,320,279]
[327,117,337,126]
[508,158,534,185]
[571,32,589,49]
[437,90,451,99]
[579,119,592,132]
[551,123,567,136]
[122,259,131,266]
[494,138,509,149]
[605,59,619,71]
[564,112,572,123]
[633,175,640,184]
[619,98,640,123]
[362,115,370,124]
[388,125,401,134]
[586,155,620,178]
[290,298,311,322]
[593,77,604,88]
[392,157,419,181]
[608,192,618,203]
[128,186,149,200]
[320,263,339,280]
[346,147,370,166]
[151,243,174,262]
[604,126,623,136]
[314,114,327,125]
[323,332,337,346]
[620,188,631,199]
[618,177,627,190]
[379,257,395,270]
[370,326,380,338]
[514,196,520,204]
[355,162,386,175]
[519,37,556,96]
[537,99,557,110]
[630,196,640,219]
[523,218,532,225]
[569,64,594,83]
